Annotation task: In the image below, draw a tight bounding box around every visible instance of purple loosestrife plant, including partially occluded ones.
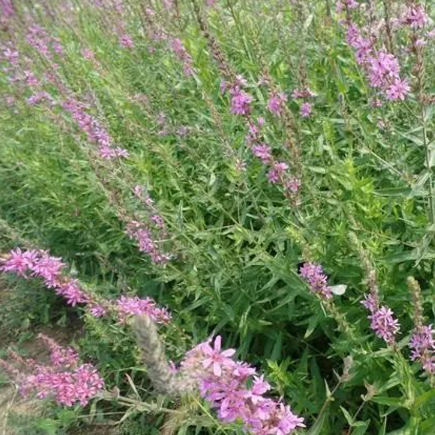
[116,296,171,324]
[170,38,194,76]
[0,0,15,17]
[62,98,129,159]
[177,336,305,435]
[126,221,171,264]
[340,3,411,102]
[361,294,400,345]
[407,277,435,379]
[299,262,333,299]
[409,325,435,375]
[267,92,287,116]
[0,248,89,306]
[0,249,171,324]
[0,337,104,407]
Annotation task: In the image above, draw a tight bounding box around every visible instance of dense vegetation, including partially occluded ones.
[1,0,435,434]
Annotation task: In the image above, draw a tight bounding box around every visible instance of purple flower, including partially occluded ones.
[179,335,304,434]
[0,248,39,277]
[368,306,400,344]
[386,78,410,101]
[202,336,236,376]
[300,102,312,118]
[403,5,428,29]
[267,162,288,184]
[89,304,108,317]
[230,87,253,115]
[361,293,378,312]
[267,92,287,116]
[116,296,171,324]
[252,143,272,163]
[409,325,435,375]
[119,34,135,49]
[299,262,333,299]
[56,279,89,306]
[0,0,15,17]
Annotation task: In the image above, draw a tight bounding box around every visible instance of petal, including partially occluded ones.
[214,335,221,351]
[222,349,235,357]
[213,362,222,376]
[202,358,212,368]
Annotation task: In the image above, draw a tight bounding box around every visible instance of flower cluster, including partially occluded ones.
[409,325,435,375]
[0,248,171,324]
[170,38,194,76]
[292,88,315,118]
[267,92,287,116]
[0,336,104,407]
[178,336,305,435]
[126,220,171,264]
[0,248,89,306]
[116,296,171,324]
[343,12,410,102]
[62,98,129,159]
[96,0,135,49]
[361,294,400,345]
[246,117,301,195]
[0,0,14,18]
[299,262,333,299]
[336,0,359,13]
[230,86,254,115]
[27,91,55,106]
[401,4,428,29]
[27,25,64,59]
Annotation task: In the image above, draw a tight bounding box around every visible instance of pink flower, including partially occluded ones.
[368,306,400,344]
[386,78,410,101]
[116,296,171,324]
[267,162,288,183]
[56,279,89,306]
[285,177,301,194]
[336,0,359,12]
[179,335,304,434]
[292,88,315,99]
[1,336,104,407]
[230,87,253,115]
[31,251,65,288]
[0,0,15,17]
[202,336,236,376]
[252,144,272,163]
[403,5,428,29]
[299,262,332,299]
[81,48,95,59]
[170,38,193,76]
[267,92,287,116]
[0,248,39,277]
[38,334,79,368]
[119,34,134,49]
[300,102,312,118]
[1,248,91,309]
[89,304,108,317]
[361,293,378,312]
